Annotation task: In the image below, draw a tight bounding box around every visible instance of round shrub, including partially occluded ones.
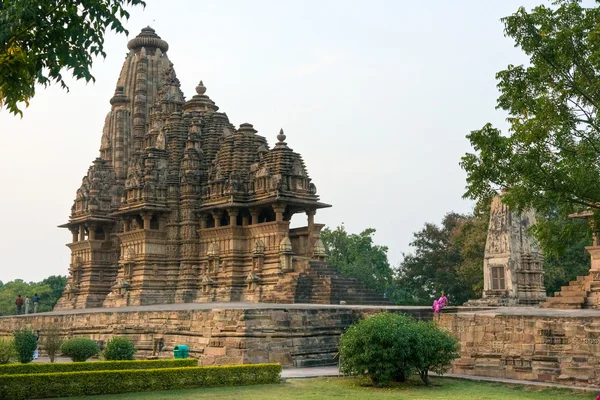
[60,338,99,362]
[12,329,38,364]
[339,312,460,386]
[339,312,415,386]
[103,337,136,360]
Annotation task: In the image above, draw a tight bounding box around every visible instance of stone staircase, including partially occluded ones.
[294,261,393,305]
[540,274,600,309]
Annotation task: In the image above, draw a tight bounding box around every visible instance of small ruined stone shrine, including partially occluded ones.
[466,193,546,306]
[55,27,387,309]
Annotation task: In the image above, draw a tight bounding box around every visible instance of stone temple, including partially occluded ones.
[55,27,387,310]
[5,28,600,387]
[465,193,546,306]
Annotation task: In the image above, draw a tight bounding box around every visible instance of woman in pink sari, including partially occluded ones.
[432,291,448,320]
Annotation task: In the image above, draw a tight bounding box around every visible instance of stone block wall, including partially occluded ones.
[0,306,431,367]
[439,311,600,388]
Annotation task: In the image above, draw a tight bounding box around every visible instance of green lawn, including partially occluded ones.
[60,376,593,400]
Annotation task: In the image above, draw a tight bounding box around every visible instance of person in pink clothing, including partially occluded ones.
[432,291,448,320]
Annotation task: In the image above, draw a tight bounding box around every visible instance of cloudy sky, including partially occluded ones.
[0,0,542,282]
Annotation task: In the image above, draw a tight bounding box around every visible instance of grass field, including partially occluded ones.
[61,376,594,400]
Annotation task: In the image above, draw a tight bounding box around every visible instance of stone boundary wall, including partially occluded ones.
[0,306,431,367]
[439,311,600,388]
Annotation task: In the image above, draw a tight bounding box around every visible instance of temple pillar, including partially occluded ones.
[273,204,286,222]
[212,211,221,228]
[200,214,208,229]
[79,225,85,241]
[242,215,249,226]
[158,216,166,231]
[307,209,316,257]
[250,210,260,225]
[88,224,96,241]
[71,229,78,243]
[141,213,152,230]
[123,219,130,232]
[307,209,316,231]
[228,209,239,226]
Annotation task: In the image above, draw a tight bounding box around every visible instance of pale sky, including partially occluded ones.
[0,0,541,282]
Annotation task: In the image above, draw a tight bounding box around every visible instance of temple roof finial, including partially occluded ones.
[127,27,169,53]
[277,128,286,143]
[196,81,206,95]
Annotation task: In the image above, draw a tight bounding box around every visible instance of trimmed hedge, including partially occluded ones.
[0,358,198,375]
[0,364,282,399]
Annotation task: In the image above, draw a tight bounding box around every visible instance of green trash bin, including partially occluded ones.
[173,345,189,359]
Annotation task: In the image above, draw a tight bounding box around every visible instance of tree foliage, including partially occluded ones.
[0,0,145,115]
[0,276,66,315]
[320,225,393,294]
[533,207,591,294]
[395,210,489,305]
[461,0,600,238]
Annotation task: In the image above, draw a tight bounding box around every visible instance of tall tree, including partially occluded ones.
[461,0,600,246]
[395,213,473,305]
[320,225,393,294]
[0,0,145,116]
[40,275,68,301]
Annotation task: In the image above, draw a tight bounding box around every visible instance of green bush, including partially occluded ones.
[339,312,415,386]
[409,320,460,385]
[339,312,460,386]
[60,338,99,362]
[0,338,16,364]
[0,363,282,400]
[103,336,136,360]
[0,358,198,375]
[12,329,38,364]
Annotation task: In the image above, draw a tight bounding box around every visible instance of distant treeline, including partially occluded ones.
[0,276,66,315]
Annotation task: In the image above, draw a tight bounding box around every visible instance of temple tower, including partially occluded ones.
[56,28,390,310]
[479,194,546,306]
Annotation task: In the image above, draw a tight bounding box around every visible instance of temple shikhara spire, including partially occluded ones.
[55,28,387,309]
[465,192,546,307]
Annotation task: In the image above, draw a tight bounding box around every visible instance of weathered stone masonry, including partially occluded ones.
[0,306,431,367]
